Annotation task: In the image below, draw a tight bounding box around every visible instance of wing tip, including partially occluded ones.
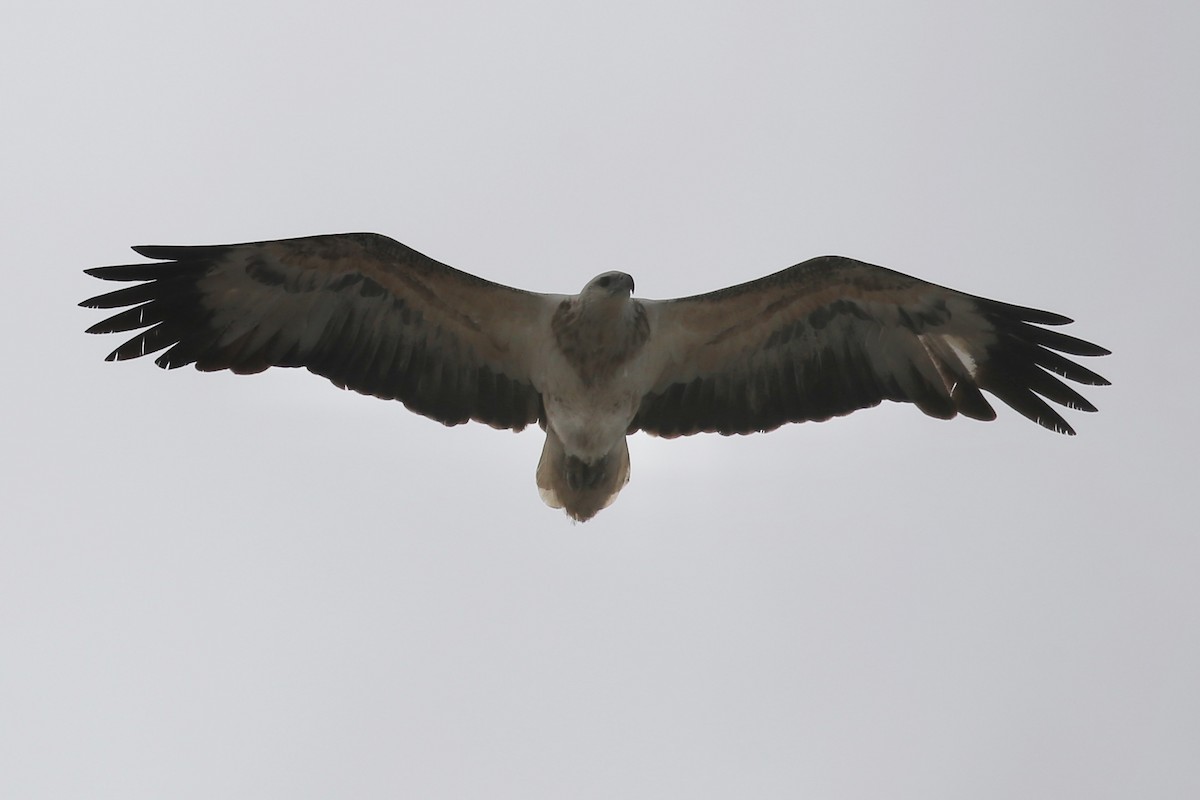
[130,244,181,259]
[82,264,135,281]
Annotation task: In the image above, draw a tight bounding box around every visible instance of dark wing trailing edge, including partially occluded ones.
[81,232,547,430]
[633,256,1109,437]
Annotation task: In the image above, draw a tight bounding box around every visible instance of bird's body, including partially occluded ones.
[82,232,1109,521]
[536,274,647,517]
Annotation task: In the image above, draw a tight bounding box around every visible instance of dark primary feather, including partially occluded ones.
[632,256,1109,437]
[80,233,544,431]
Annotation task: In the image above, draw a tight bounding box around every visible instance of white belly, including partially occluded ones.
[540,367,642,460]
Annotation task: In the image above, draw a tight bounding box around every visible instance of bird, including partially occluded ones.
[81,232,1110,521]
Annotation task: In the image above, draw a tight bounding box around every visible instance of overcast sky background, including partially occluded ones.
[3,1,1197,797]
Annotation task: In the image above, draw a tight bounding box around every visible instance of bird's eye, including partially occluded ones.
[597,276,612,288]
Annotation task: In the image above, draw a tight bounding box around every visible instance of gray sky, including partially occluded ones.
[3,1,1198,797]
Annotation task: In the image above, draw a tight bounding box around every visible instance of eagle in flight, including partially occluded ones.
[82,233,1109,521]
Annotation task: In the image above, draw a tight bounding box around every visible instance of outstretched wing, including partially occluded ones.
[81,232,551,430]
[632,256,1109,437]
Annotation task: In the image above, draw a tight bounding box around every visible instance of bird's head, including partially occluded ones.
[583,271,635,299]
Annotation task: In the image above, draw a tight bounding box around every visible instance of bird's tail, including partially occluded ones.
[536,430,630,522]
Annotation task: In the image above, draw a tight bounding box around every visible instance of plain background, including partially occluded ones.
[3,1,1197,797]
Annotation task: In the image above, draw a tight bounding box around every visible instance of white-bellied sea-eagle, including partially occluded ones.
[81,233,1110,521]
